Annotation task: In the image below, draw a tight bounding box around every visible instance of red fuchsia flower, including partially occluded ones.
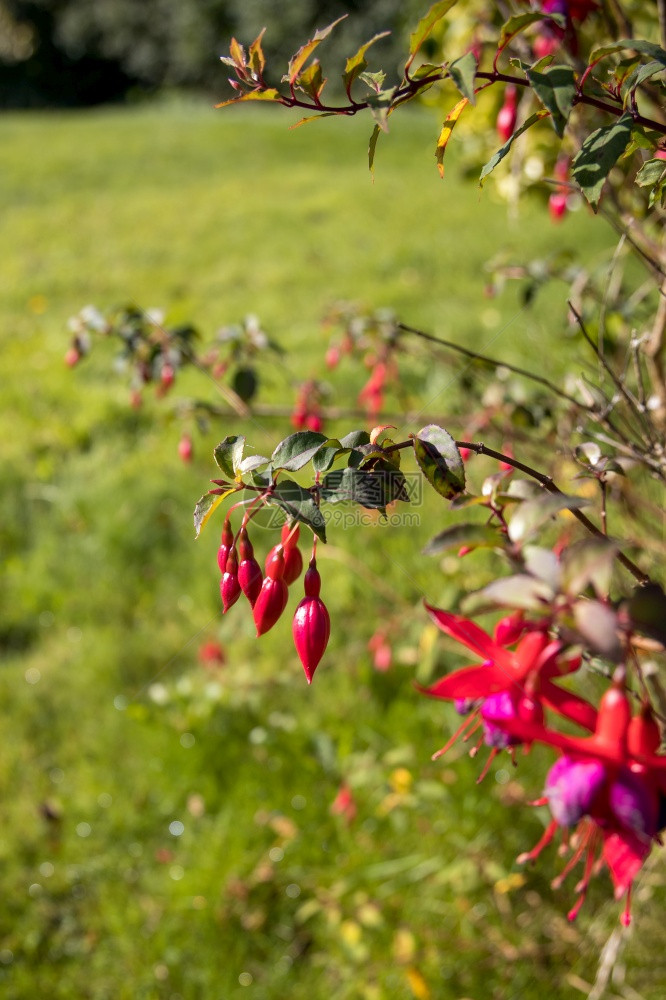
[220,546,241,613]
[496,85,518,143]
[486,680,666,923]
[178,434,193,463]
[253,545,289,636]
[330,782,357,824]
[237,525,263,607]
[198,640,226,667]
[368,628,392,672]
[281,522,304,585]
[420,605,596,781]
[292,558,330,683]
[217,519,234,574]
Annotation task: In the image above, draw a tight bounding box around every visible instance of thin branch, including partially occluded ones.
[456,439,651,584]
[396,322,587,409]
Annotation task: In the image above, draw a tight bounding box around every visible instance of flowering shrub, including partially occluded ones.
[66,0,666,929]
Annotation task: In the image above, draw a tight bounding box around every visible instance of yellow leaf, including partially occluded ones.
[406,967,430,1000]
[436,97,468,178]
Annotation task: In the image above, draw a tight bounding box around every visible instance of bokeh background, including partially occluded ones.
[3,2,666,998]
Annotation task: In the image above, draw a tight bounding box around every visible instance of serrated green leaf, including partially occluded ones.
[572,112,633,209]
[480,110,550,184]
[343,32,390,94]
[340,430,371,449]
[193,487,238,538]
[270,430,328,472]
[526,64,576,137]
[423,522,501,555]
[268,479,326,541]
[238,454,270,474]
[412,424,465,500]
[621,59,665,99]
[507,493,589,543]
[407,1,458,69]
[448,50,478,103]
[213,436,245,479]
[636,157,666,188]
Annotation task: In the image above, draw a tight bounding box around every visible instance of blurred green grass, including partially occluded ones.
[2,100,666,999]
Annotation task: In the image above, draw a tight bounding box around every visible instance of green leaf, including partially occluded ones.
[193,487,238,538]
[589,39,666,67]
[343,32,390,94]
[287,17,347,84]
[448,50,478,104]
[621,60,665,99]
[213,435,245,479]
[407,1,458,70]
[497,12,563,52]
[320,467,408,511]
[232,366,257,402]
[312,439,344,473]
[412,424,465,500]
[625,583,666,645]
[572,112,633,209]
[572,600,622,660]
[561,537,617,597]
[368,123,382,174]
[295,61,326,100]
[268,479,326,541]
[339,430,371,449]
[474,573,554,611]
[423,522,501,555]
[526,64,576,137]
[479,111,550,184]
[238,454,270,474]
[271,430,328,472]
[636,157,666,192]
[507,493,589,543]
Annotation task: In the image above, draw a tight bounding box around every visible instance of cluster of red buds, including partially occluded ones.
[216,517,330,682]
[291,379,324,433]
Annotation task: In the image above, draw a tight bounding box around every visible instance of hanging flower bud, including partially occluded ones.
[220,547,241,613]
[237,526,262,607]
[549,191,568,222]
[496,85,518,143]
[217,519,234,574]
[254,547,289,636]
[292,559,331,683]
[178,434,193,463]
[280,522,303,585]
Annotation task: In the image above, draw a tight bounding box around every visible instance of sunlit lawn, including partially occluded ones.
[2,99,665,999]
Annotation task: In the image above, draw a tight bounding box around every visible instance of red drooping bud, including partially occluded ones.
[549,191,568,222]
[595,678,631,758]
[305,413,323,432]
[220,547,241,613]
[237,526,262,607]
[494,611,526,646]
[160,363,175,389]
[496,85,518,143]
[254,547,288,636]
[325,345,340,369]
[281,522,303,585]
[64,346,81,367]
[217,519,234,574]
[292,559,330,683]
[178,434,193,463]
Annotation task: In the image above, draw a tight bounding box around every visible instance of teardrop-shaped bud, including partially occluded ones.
[217,519,234,574]
[253,577,289,636]
[303,560,321,598]
[238,556,263,607]
[283,545,303,585]
[293,595,330,684]
[281,522,300,549]
[220,547,241,613]
[264,545,286,581]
